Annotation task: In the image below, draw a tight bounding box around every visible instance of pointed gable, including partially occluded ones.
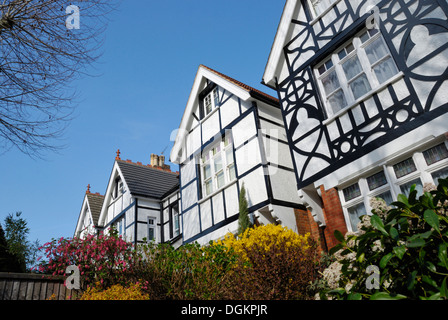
[170,64,279,164]
[85,192,104,226]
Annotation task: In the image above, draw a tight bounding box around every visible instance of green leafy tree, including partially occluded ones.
[321,178,448,300]
[238,184,252,235]
[3,212,39,272]
[0,223,22,272]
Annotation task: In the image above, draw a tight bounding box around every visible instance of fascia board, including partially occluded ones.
[263,0,298,87]
[98,161,124,227]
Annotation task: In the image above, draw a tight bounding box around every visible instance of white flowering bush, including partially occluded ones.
[317,179,448,300]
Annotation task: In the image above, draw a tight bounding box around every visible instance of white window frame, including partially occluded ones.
[147,216,157,242]
[203,87,219,118]
[171,204,180,238]
[339,141,448,232]
[200,134,236,198]
[314,27,398,118]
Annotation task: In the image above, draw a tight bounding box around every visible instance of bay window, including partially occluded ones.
[315,27,398,118]
[340,142,448,232]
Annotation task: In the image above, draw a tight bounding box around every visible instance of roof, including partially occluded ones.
[86,192,104,226]
[200,65,279,105]
[116,160,179,199]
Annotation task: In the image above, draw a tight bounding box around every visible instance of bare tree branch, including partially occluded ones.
[0,0,117,158]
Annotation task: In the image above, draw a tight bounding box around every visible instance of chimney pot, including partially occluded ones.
[158,155,165,167]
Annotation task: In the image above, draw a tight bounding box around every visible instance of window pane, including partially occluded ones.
[318,65,326,75]
[148,227,154,241]
[346,43,355,53]
[342,56,363,80]
[349,74,371,100]
[322,70,340,95]
[338,48,347,60]
[228,163,236,181]
[348,202,366,231]
[360,31,370,43]
[205,95,212,114]
[365,37,388,65]
[423,143,448,165]
[226,148,234,165]
[328,89,347,114]
[216,171,225,189]
[214,154,222,172]
[205,179,213,195]
[400,178,423,197]
[375,191,393,206]
[203,163,211,179]
[373,58,398,84]
[367,171,387,191]
[213,88,219,106]
[343,183,362,202]
[393,158,417,178]
[432,167,448,185]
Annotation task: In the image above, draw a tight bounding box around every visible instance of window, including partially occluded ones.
[343,183,361,202]
[393,158,417,179]
[202,87,219,118]
[339,142,448,232]
[113,179,124,199]
[432,167,448,185]
[200,134,236,198]
[367,171,387,191]
[170,203,180,238]
[147,217,156,242]
[315,28,398,117]
[423,143,448,166]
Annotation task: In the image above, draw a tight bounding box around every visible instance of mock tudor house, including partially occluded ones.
[75,151,181,247]
[170,65,304,245]
[74,185,104,239]
[263,0,448,248]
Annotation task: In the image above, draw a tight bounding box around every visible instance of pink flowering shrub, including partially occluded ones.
[37,229,139,289]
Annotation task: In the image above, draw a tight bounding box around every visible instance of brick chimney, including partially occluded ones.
[150,154,158,167]
[150,153,170,171]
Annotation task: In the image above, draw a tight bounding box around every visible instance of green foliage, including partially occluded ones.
[322,178,448,300]
[1,212,40,272]
[0,223,22,272]
[238,184,252,235]
[135,242,238,299]
[134,224,321,300]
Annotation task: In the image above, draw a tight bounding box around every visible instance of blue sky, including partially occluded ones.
[0,1,284,247]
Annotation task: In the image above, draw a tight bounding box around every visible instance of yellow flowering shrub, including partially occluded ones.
[215,224,311,262]
[80,282,149,300]
[214,224,319,299]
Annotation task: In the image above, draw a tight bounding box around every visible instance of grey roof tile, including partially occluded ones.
[117,160,179,199]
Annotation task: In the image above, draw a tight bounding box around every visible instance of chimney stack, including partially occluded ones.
[150,154,158,167]
[150,153,170,171]
[159,155,165,167]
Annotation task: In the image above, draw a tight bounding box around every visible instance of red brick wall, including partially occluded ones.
[319,185,348,250]
[294,208,326,252]
[294,185,348,252]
